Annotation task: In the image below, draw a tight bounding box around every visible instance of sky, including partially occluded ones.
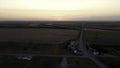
[0,0,120,21]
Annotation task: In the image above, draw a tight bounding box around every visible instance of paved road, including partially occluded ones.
[60,57,68,68]
[0,53,85,58]
[78,24,108,68]
[0,52,118,58]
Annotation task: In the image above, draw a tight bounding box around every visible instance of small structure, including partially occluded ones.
[16,56,32,60]
[66,40,83,55]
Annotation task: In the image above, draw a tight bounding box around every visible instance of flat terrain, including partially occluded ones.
[0,22,120,68]
[0,56,100,68]
[84,28,120,45]
[0,28,79,55]
[0,28,79,44]
[0,24,120,55]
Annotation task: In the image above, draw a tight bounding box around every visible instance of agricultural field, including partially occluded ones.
[0,22,120,68]
[0,56,100,68]
[0,23,120,55]
[0,28,79,55]
[0,28,79,44]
